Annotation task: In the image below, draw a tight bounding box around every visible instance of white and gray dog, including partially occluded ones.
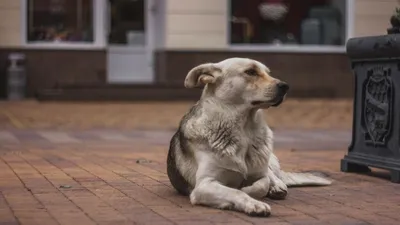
[167,58,331,217]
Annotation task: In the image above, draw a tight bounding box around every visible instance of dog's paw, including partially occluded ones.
[243,199,271,217]
[267,183,288,200]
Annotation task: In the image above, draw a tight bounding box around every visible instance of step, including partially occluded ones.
[36,84,203,101]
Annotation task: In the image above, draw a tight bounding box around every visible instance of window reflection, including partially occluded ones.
[108,0,146,46]
[230,0,347,46]
[27,0,94,43]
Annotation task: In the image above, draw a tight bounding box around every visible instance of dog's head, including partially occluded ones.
[184,57,289,108]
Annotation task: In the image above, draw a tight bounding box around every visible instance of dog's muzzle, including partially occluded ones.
[277,82,289,94]
[252,82,289,107]
[271,82,289,107]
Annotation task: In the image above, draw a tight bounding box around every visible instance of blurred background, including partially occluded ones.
[0,0,397,132]
[0,0,396,102]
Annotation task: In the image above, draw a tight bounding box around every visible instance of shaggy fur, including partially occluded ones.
[167,58,331,217]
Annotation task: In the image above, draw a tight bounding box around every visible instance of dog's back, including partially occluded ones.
[167,131,191,195]
[167,104,201,196]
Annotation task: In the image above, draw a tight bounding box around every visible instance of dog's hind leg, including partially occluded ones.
[266,153,288,200]
[241,176,271,199]
[267,169,288,200]
[190,178,271,217]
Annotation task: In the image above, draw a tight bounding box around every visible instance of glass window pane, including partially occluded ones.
[108,0,146,46]
[229,0,347,46]
[27,0,94,43]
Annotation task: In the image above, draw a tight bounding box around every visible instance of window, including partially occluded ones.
[108,0,146,46]
[229,0,349,50]
[26,0,95,45]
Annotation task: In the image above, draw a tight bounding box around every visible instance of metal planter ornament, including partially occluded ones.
[341,8,400,183]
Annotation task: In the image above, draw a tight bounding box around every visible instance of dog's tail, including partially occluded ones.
[280,171,332,187]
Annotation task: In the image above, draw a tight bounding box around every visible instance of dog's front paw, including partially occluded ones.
[243,199,271,217]
[267,183,288,200]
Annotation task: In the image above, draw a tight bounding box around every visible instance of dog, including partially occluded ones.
[167,58,331,217]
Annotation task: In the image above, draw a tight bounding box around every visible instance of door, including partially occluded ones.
[106,0,154,84]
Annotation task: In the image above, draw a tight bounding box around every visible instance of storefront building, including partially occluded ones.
[0,0,398,100]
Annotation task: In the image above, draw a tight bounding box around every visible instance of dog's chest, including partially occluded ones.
[217,130,270,186]
[239,128,271,173]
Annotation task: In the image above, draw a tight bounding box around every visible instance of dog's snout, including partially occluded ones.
[277,82,289,93]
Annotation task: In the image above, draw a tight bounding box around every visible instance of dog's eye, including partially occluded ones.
[244,69,258,76]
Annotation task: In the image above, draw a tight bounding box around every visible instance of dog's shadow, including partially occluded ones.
[326,168,395,184]
[359,168,392,181]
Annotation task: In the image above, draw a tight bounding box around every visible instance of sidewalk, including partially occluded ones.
[0,100,398,225]
[0,99,353,130]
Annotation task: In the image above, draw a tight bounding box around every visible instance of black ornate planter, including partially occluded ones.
[340,24,400,183]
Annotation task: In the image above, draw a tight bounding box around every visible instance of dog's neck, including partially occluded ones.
[199,96,260,126]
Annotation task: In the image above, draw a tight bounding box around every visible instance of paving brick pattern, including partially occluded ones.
[0,129,351,150]
[0,131,399,225]
[0,99,353,130]
[0,100,399,225]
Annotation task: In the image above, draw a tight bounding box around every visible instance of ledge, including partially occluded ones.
[346,34,400,60]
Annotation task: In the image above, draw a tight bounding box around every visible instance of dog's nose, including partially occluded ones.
[277,82,289,92]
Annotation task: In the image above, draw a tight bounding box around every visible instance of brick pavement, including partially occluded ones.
[0,99,353,130]
[0,129,351,150]
[0,129,399,225]
[0,100,399,225]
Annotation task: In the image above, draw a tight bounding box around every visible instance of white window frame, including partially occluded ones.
[20,0,106,50]
[227,0,355,53]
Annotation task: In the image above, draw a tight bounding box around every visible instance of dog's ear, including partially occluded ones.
[184,63,222,88]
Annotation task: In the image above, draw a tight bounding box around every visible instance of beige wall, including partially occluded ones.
[3,0,398,49]
[165,0,228,49]
[354,0,400,37]
[0,0,21,47]
[164,0,400,48]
